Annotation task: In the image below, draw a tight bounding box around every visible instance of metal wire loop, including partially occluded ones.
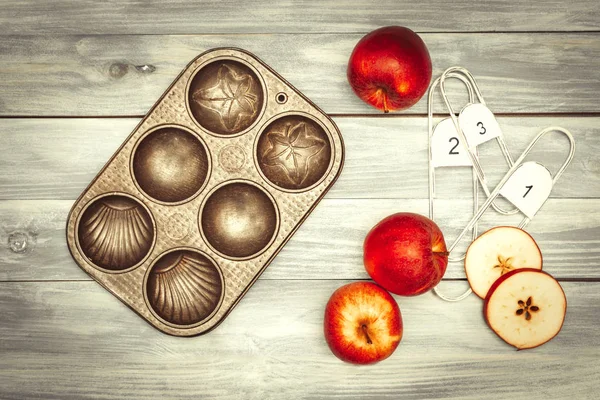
[428,72,479,263]
[439,66,519,216]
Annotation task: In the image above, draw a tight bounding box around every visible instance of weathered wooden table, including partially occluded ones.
[1,1,599,399]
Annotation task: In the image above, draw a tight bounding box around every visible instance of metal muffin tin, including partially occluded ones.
[66,48,345,336]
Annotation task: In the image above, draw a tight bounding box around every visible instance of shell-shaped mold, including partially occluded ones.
[146,250,224,326]
[187,60,265,136]
[77,195,154,271]
[256,114,332,191]
[132,126,210,203]
[200,181,279,259]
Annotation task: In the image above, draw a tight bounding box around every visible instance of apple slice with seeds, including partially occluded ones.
[465,226,542,299]
[484,268,566,350]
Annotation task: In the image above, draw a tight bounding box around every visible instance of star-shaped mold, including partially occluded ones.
[257,115,332,190]
[188,61,264,135]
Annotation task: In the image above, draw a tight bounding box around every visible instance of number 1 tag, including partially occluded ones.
[431,118,472,167]
[499,161,553,219]
[458,103,503,148]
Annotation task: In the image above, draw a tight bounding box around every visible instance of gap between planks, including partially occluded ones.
[3,112,600,119]
[2,277,600,283]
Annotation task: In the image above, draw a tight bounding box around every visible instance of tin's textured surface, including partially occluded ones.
[66,48,344,336]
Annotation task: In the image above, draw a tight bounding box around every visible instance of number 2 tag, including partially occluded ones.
[431,118,472,167]
[499,161,553,219]
[458,103,503,148]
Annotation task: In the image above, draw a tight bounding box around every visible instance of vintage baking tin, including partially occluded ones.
[66,48,344,336]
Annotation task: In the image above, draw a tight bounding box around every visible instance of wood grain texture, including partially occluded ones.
[0,280,598,400]
[0,0,598,34]
[0,116,596,201]
[2,198,599,281]
[1,1,600,397]
[0,33,599,116]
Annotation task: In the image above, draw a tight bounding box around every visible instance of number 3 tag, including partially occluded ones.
[458,103,503,148]
[431,118,472,167]
[499,161,553,219]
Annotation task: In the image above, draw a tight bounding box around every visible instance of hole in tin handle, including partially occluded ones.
[276,92,288,104]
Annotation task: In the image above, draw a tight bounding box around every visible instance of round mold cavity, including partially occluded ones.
[132,126,210,204]
[145,249,224,327]
[187,59,265,136]
[200,181,279,260]
[77,194,155,272]
[256,114,332,191]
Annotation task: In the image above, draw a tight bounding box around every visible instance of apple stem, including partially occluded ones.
[376,88,390,113]
[433,251,450,256]
[361,324,373,345]
[382,92,389,114]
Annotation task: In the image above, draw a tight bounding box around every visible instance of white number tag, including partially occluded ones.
[458,103,502,148]
[499,162,553,219]
[431,118,472,167]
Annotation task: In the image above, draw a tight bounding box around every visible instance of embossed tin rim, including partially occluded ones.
[74,191,158,275]
[142,246,226,329]
[252,110,336,194]
[129,123,213,206]
[218,144,248,173]
[184,55,268,139]
[197,178,281,262]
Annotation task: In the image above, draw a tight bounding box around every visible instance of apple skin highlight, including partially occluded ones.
[363,213,448,296]
[347,26,432,112]
[324,282,403,364]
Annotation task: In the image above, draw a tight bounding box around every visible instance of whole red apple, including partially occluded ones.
[347,26,432,112]
[324,282,402,364]
[364,213,448,296]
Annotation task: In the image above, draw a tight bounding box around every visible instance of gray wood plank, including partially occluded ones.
[0,116,595,200]
[0,0,597,34]
[2,198,599,281]
[0,33,599,116]
[0,280,597,399]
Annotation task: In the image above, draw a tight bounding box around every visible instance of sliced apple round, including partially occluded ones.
[465,226,542,299]
[484,268,566,350]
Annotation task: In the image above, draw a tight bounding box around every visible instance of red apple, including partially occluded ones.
[324,282,402,364]
[347,26,432,112]
[364,213,448,296]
